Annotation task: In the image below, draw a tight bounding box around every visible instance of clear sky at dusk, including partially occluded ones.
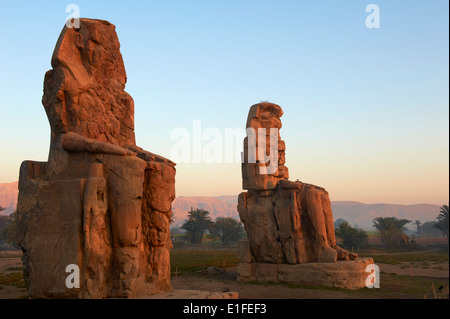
[0,1,448,205]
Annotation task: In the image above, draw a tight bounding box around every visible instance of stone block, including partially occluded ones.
[237,258,374,290]
[238,239,253,263]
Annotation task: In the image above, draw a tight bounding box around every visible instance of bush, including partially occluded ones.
[181,209,214,244]
[373,217,411,247]
[0,213,19,248]
[335,222,368,250]
[211,217,245,245]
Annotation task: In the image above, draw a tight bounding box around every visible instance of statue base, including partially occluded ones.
[236,257,375,290]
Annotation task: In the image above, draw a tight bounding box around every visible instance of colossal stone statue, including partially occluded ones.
[16,19,175,298]
[238,102,357,264]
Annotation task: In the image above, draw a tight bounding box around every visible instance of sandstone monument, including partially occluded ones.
[16,19,175,298]
[237,102,374,289]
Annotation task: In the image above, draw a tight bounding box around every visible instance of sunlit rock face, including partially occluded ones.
[16,19,175,298]
[238,102,357,264]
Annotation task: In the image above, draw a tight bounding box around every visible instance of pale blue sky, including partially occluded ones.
[0,1,448,204]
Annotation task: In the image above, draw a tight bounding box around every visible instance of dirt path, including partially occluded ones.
[171,270,357,299]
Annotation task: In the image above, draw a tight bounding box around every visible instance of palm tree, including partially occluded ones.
[335,222,368,250]
[181,208,214,244]
[372,217,411,247]
[212,217,245,245]
[434,204,449,243]
[415,220,422,237]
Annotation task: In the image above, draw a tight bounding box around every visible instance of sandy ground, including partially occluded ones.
[170,262,449,299]
[171,269,357,299]
[1,250,448,299]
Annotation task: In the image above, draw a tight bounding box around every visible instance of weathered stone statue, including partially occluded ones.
[16,19,175,298]
[237,102,373,289]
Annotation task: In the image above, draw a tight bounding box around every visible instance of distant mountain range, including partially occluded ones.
[172,195,238,226]
[173,197,441,230]
[0,182,18,216]
[330,201,441,230]
[0,182,442,230]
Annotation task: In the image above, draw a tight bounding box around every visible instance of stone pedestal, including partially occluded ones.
[236,257,374,290]
[236,103,373,291]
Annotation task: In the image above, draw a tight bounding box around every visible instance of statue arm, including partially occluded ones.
[61,132,136,156]
[126,144,176,166]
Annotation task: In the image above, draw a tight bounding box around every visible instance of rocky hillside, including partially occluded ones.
[172,196,238,226]
[331,201,441,230]
[0,182,18,216]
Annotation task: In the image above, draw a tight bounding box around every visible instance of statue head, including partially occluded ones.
[43,19,135,149]
[51,19,127,89]
[242,102,289,191]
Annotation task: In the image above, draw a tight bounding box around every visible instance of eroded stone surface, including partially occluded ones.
[16,19,175,299]
[238,103,359,265]
[237,258,375,290]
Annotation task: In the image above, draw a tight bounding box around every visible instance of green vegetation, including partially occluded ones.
[373,217,411,247]
[365,230,378,238]
[210,217,245,245]
[248,280,349,292]
[333,218,347,229]
[353,274,448,298]
[335,222,368,250]
[170,248,239,274]
[179,209,245,246]
[6,266,23,271]
[0,212,18,248]
[246,273,448,298]
[0,272,25,289]
[416,221,443,238]
[181,209,214,244]
[434,204,449,242]
[359,249,449,265]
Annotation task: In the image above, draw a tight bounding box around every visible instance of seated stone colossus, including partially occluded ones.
[16,19,175,298]
[238,102,357,264]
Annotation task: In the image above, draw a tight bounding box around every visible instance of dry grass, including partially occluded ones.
[0,271,25,289]
[359,249,449,265]
[170,247,239,274]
